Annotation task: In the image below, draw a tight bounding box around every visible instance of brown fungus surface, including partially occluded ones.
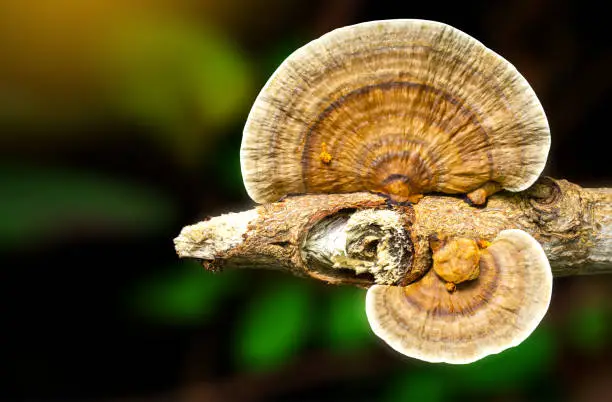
[241,19,550,203]
[366,229,553,364]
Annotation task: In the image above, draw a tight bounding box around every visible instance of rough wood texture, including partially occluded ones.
[174,178,611,285]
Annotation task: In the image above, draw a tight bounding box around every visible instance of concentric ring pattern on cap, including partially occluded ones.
[241,19,550,203]
[365,229,553,364]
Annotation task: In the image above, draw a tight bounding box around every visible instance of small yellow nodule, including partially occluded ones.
[477,239,492,249]
[319,142,332,164]
[431,237,481,285]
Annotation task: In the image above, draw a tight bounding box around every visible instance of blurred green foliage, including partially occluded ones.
[0,1,253,167]
[385,326,556,400]
[0,165,175,249]
[385,370,447,402]
[448,326,556,392]
[130,261,240,325]
[101,15,253,165]
[212,136,248,197]
[132,270,376,371]
[103,16,253,161]
[325,287,372,352]
[567,303,611,354]
[235,278,314,371]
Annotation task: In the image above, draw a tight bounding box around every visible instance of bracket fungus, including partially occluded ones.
[366,229,552,364]
[175,19,611,364]
[241,19,550,205]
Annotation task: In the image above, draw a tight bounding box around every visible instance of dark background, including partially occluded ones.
[2,1,611,401]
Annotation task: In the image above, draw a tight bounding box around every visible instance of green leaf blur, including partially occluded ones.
[235,278,313,371]
[325,286,372,351]
[567,304,610,353]
[385,326,557,400]
[102,16,252,162]
[444,326,556,393]
[130,261,240,325]
[385,371,447,402]
[0,165,175,248]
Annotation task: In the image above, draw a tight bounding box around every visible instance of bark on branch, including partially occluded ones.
[174,178,611,287]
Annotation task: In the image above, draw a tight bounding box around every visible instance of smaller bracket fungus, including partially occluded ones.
[366,229,553,364]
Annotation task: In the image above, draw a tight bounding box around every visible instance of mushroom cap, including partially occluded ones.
[241,19,550,203]
[365,229,553,364]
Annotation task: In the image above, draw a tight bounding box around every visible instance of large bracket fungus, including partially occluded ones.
[241,19,550,204]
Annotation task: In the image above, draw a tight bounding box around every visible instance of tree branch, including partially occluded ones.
[174,178,611,286]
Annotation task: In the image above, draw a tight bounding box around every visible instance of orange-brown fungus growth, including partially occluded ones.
[319,142,332,164]
[431,237,481,284]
